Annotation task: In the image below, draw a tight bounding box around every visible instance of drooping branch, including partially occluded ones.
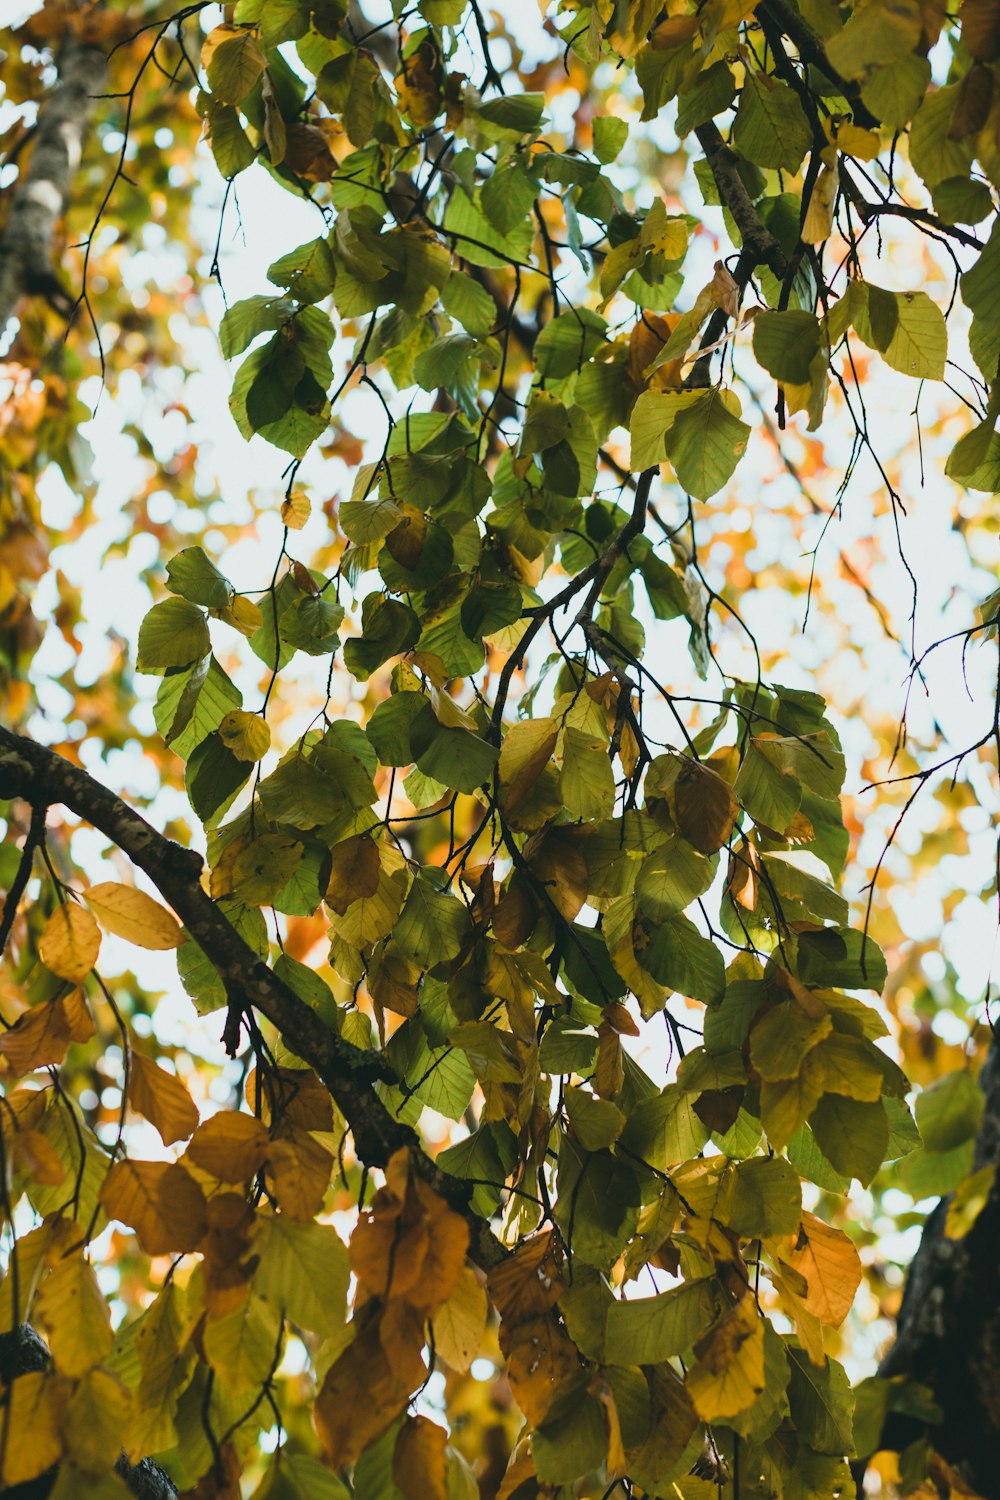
[0,31,107,328]
[877,1026,1000,1497]
[0,726,508,1272]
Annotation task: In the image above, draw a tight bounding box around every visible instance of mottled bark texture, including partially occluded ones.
[0,1325,176,1498]
[879,1025,1000,1497]
[0,31,106,328]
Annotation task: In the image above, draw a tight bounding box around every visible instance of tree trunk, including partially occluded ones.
[0,29,106,329]
[877,1023,1000,1498]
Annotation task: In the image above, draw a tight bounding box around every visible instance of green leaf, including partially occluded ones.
[138,598,211,673]
[932,176,994,226]
[253,1214,349,1337]
[619,1083,710,1170]
[914,1068,984,1152]
[676,61,736,138]
[394,872,470,968]
[205,100,256,176]
[219,295,294,358]
[665,390,751,500]
[860,54,930,130]
[440,271,497,337]
[476,92,545,137]
[640,913,726,1003]
[753,310,823,385]
[823,0,922,82]
[593,115,629,163]
[909,84,972,190]
[185,733,252,825]
[852,284,947,380]
[727,1155,801,1237]
[604,1280,717,1365]
[165,548,232,610]
[564,1086,625,1151]
[794,926,887,993]
[154,656,242,760]
[734,72,812,174]
[409,706,499,794]
[560,727,615,821]
[786,1347,856,1457]
[809,1095,889,1187]
[207,28,267,104]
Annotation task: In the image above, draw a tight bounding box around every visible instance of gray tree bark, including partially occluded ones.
[0,30,107,330]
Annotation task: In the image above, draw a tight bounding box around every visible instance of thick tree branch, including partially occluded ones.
[877,1025,1000,1496]
[0,726,507,1271]
[0,32,107,329]
[694,123,788,283]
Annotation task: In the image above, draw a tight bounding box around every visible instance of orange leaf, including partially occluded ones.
[128,1052,200,1145]
[38,903,100,982]
[780,1211,863,1327]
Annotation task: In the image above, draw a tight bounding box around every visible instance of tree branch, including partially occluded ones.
[0,726,508,1271]
[877,1025,1000,1495]
[0,31,107,329]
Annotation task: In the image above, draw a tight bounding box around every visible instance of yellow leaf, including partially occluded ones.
[186,1111,269,1182]
[128,1052,200,1145]
[38,903,101,982]
[945,1163,995,1239]
[0,1371,63,1486]
[215,594,263,636]
[393,1416,448,1500]
[430,1266,488,1372]
[35,1253,112,1377]
[10,1126,66,1186]
[686,1296,765,1421]
[281,489,311,529]
[65,1368,131,1476]
[218,709,272,762]
[780,1211,863,1326]
[84,882,183,950]
[203,1290,283,1397]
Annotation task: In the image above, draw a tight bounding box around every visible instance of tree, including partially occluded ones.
[1,0,999,1495]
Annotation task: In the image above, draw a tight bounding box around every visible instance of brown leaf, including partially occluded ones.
[128,1052,199,1145]
[0,996,74,1073]
[488,1231,564,1324]
[265,1126,333,1220]
[674,757,739,855]
[326,834,382,915]
[351,1148,468,1315]
[962,0,1000,59]
[501,1313,580,1425]
[315,1315,422,1466]
[100,1159,206,1255]
[283,121,337,180]
[393,1416,448,1500]
[185,1111,269,1182]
